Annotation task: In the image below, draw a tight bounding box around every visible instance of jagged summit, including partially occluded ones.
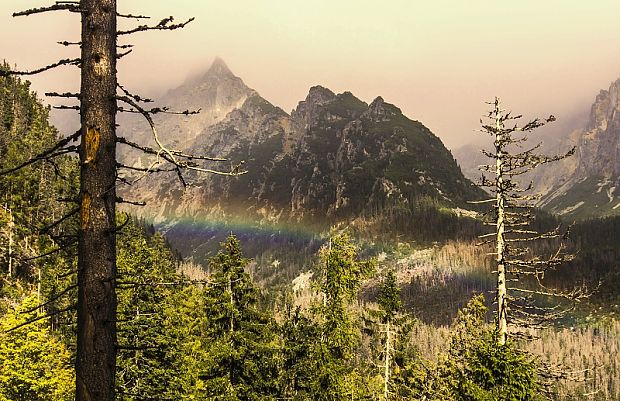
[122,67,483,233]
[305,85,336,104]
[204,57,235,79]
[366,96,402,121]
[586,77,620,132]
[533,77,620,219]
[118,56,254,153]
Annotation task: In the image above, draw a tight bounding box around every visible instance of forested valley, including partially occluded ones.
[1,64,620,401]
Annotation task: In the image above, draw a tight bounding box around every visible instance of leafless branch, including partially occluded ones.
[116,197,146,206]
[45,91,80,99]
[20,285,78,315]
[115,96,245,186]
[0,58,80,77]
[5,305,75,333]
[117,16,195,36]
[21,239,78,262]
[57,40,81,47]
[117,12,151,20]
[13,2,81,17]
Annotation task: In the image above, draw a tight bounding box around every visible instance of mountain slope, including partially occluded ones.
[454,79,620,220]
[539,79,620,219]
[119,59,484,259]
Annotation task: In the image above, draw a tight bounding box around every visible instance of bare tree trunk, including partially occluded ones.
[76,1,118,400]
[7,204,13,278]
[383,319,391,400]
[494,100,508,346]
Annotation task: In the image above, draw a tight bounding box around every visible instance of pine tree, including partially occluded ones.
[199,235,280,400]
[309,232,376,400]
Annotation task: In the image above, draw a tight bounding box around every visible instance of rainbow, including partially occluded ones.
[145,210,329,260]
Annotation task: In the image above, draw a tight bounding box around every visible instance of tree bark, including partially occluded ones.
[494,99,508,346]
[76,1,118,400]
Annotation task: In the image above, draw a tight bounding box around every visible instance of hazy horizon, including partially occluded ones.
[2,0,620,149]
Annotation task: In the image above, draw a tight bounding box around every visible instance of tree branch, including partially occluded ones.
[117,16,195,36]
[13,2,81,17]
[0,58,80,77]
[0,130,80,176]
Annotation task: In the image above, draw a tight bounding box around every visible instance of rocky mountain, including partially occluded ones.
[454,79,620,220]
[119,59,483,259]
[118,57,256,155]
[537,79,620,219]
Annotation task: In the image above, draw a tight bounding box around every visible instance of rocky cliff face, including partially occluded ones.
[576,80,620,180]
[119,59,483,245]
[454,78,620,220]
[118,57,255,156]
[539,79,620,219]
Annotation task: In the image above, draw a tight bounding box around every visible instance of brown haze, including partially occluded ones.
[1,0,620,149]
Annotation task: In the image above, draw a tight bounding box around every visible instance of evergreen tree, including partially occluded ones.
[377,269,402,400]
[279,305,322,400]
[306,232,376,400]
[403,295,543,401]
[199,235,280,400]
[0,65,77,288]
[0,294,74,401]
[115,217,182,400]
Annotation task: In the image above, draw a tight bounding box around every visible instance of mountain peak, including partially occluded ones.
[369,96,385,108]
[204,57,235,79]
[366,96,401,120]
[305,85,336,105]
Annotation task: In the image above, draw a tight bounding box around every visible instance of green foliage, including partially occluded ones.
[283,232,377,400]
[115,217,182,400]
[0,63,79,303]
[401,295,543,401]
[199,235,281,400]
[378,269,402,322]
[0,294,74,401]
[316,232,375,359]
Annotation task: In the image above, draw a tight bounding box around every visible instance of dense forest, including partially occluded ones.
[1,65,620,400]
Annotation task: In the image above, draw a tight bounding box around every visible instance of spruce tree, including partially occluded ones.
[310,232,376,400]
[199,235,280,400]
[115,218,181,400]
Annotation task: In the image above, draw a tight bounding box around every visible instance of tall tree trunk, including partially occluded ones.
[76,1,118,400]
[383,319,391,400]
[494,99,508,346]
[7,204,13,277]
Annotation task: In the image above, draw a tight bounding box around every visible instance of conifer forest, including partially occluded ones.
[1,1,619,400]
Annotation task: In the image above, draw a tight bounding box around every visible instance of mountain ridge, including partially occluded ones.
[118,59,484,259]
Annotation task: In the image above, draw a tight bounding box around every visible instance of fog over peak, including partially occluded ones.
[2,1,619,149]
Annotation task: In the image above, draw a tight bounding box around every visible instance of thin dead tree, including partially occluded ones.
[475,97,581,346]
[1,2,244,401]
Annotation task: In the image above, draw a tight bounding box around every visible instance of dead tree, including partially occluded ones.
[1,2,244,400]
[476,97,579,345]
[75,2,118,399]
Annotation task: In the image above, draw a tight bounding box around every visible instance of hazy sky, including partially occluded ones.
[2,0,620,149]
